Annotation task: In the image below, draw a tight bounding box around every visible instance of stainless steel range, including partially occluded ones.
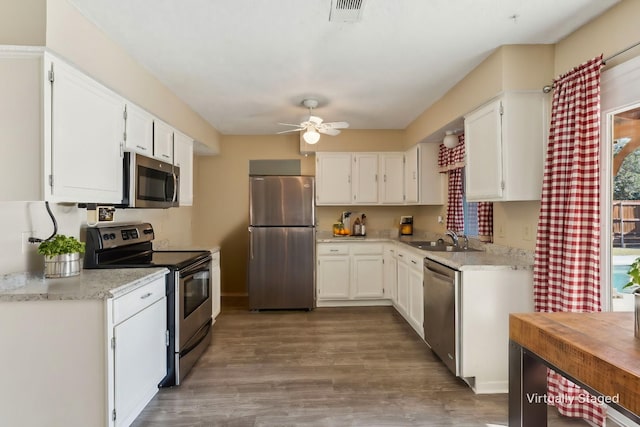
[84,223,212,387]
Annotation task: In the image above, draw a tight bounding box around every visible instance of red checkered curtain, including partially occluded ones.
[438,137,465,232]
[533,55,604,425]
[477,202,493,242]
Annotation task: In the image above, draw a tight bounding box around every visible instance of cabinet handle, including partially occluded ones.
[140,292,152,299]
[398,254,404,258]
[162,154,170,159]
[136,145,146,150]
[411,260,418,265]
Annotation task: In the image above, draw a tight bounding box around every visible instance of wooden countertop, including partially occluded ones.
[510,312,640,415]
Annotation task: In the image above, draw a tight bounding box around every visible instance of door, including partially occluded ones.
[248,227,315,309]
[317,255,350,299]
[353,153,379,204]
[352,254,384,298]
[153,119,174,163]
[48,55,124,203]
[316,153,352,204]
[249,176,315,226]
[404,146,419,203]
[124,103,153,155]
[380,153,405,204]
[174,131,193,206]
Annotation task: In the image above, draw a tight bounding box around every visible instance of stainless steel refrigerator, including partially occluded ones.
[248,175,315,310]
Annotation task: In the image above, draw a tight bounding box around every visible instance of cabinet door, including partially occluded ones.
[404,145,419,203]
[317,256,350,299]
[124,103,153,155]
[352,254,384,298]
[153,119,174,163]
[48,56,124,203]
[352,153,379,204]
[380,153,405,204]
[383,246,398,302]
[418,143,445,205]
[408,262,424,338]
[113,297,166,427]
[316,153,352,205]
[174,130,194,206]
[211,252,221,320]
[396,253,410,316]
[464,99,503,200]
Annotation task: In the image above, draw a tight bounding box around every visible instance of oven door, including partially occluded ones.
[175,256,212,383]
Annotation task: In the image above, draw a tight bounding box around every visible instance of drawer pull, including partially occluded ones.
[330,249,339,252]
[140,292,153,299]
[411,260,418,265]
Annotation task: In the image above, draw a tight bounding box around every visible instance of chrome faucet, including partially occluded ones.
[445,230,459,247]
[461,235,469,250]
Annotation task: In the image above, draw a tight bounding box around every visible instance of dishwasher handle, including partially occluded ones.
[424,259,457,279]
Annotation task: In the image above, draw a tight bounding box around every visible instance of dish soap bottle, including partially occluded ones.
[353,217,361,236]
[360,214,366,236]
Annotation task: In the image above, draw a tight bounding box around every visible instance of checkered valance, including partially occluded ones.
[437,139,465,172]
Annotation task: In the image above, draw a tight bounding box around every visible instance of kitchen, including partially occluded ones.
[1,0,640,426]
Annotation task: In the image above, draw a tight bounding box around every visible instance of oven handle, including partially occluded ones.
[179,320,212,357]
[180,256,212,278]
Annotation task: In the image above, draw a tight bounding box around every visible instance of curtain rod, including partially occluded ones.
[542,40,640,93]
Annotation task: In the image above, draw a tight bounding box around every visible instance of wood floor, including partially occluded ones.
[132,297,587,427]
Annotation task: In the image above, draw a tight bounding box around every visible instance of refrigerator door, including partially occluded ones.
[249,176,315,226]
[248,226,315,310]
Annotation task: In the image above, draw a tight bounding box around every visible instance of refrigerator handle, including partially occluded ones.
[248,226,253,259]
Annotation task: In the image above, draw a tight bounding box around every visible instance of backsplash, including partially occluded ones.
[0,201,194,275]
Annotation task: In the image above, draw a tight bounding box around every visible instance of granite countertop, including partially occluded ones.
[0,268,168,302]
[316,231,533,271]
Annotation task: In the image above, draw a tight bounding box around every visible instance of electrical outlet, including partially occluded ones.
[522,225,532,241]
[21,231,35,253]
[497,224,505,238]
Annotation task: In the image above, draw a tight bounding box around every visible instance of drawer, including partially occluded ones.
[317,244,349,255]
[113,277,165,324]
[350,243,383,255]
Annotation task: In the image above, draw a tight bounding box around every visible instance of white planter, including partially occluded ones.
[44,253,81,278]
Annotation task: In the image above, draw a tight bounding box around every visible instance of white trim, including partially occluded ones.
[0,44,45,58]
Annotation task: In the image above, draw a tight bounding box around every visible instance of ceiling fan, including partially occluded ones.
[278,98,349,144]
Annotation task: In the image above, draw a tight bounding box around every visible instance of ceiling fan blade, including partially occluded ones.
[323,121,349,129]
[309,115,323,125]
[277,128,303,134]
[278,122,304,127]
[319,128,341,136]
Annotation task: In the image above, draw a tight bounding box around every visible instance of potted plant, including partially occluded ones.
[623,258,640,338]
[38,234,85,278]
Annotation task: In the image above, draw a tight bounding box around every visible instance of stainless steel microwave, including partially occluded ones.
[123,152,179,208]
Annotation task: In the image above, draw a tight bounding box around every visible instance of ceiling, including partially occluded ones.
[67,0,619,137]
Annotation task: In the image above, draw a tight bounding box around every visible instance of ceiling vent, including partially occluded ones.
[329,0,366,23]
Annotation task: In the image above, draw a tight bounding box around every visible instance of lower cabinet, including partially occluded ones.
[396,248,424,338]
[316,242,385,305]
[0,272,168,427]
[211,250,221,321]
[383,244,398,303]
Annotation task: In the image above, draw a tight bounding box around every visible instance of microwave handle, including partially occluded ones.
[172,173,178,202]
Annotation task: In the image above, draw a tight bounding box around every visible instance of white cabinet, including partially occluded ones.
[396,248,424,338]
[380,153,405,204]
[153,119,174,163]
[124,103,154,156]
[317,244,350,299]
[383,244,398,303]
[316,153,352,204]
[316,242,385,305]
[352,153,379,204]
[110,278,166,427]
[464,91,547,201]
[211,251,221,321]
[173,130,194,206]
[404,145,419,203]
[417,142,445,205]
[45,53,125,204]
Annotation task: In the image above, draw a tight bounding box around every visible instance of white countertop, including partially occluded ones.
[316,232,533,271]
[0,268,168,302]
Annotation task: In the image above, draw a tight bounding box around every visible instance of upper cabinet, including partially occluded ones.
[173,130,194,206]
[45,53,125,204]
[152,119,174,164]
[464,91,547,202]
[315,148,443,206]
[124,103,154,156]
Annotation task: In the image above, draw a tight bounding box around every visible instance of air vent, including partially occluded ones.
[329,0,366,22]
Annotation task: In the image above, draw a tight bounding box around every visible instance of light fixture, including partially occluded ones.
[443,130,458,148]
[303,128,320,144]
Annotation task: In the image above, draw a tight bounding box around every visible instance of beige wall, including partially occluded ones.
[0,0,46,46]
[45,0,221,153]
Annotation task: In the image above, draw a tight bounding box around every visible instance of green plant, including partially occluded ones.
[37,234,85,258]
[623,257,640,290]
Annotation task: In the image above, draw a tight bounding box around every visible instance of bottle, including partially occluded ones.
[353,217,361,236]
[360,214,366,236]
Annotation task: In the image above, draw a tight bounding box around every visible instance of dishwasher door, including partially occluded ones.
[423,258,460,376]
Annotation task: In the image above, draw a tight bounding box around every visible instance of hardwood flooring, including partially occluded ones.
[132,297,587,427]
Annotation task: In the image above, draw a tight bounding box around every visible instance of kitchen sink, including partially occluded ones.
[406,241,481,252]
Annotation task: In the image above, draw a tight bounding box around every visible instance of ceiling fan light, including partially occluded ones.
[303,128,320,144]
[443,131,459,148]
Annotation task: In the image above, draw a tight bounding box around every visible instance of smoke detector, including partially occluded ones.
[329,0,367,23]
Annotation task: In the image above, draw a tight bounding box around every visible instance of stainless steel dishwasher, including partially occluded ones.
[423,258,460,376]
